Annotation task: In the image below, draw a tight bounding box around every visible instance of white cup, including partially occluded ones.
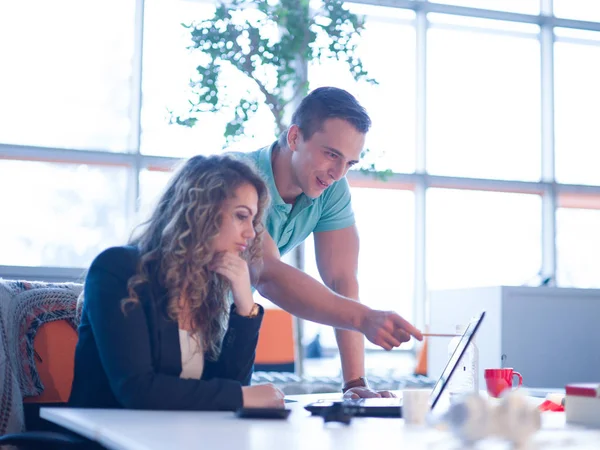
[402,389,431,425]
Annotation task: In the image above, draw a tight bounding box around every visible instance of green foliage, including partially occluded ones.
[358,148,394,181]
[176,0,376,145]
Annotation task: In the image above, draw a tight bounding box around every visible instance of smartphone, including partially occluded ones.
[235,407,292,419]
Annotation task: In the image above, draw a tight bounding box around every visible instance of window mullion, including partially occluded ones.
[540,6,557,284]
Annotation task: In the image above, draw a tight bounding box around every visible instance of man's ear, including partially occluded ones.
[287,125,301,151]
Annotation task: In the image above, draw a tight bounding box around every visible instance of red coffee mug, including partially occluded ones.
[484,368,523,398]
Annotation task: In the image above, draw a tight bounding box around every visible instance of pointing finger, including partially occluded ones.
[391,314,423,341]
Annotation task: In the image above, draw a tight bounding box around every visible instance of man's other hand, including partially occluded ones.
[343,387,396,399]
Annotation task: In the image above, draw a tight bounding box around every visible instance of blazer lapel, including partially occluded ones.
[158,311,182,377]
[149,281,182,378]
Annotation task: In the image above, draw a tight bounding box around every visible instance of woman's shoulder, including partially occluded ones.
[89,245,140,276]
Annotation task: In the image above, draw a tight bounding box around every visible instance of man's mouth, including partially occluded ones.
[317,177,329,188]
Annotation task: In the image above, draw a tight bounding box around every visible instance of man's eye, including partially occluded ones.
[327,151,338,159]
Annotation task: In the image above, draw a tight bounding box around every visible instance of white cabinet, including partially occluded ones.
[427,286,600,389]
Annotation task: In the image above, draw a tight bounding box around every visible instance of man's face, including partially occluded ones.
[289,118,365,199]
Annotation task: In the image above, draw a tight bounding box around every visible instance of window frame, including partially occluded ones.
[2,0,600,346]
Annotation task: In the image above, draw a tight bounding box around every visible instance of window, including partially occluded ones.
[303,187,414,349]
[309,5,416,173]
[427,189,542,290]
[433,0,539,15]
[554,28,600,186]
[556,207,600,289]
[2,0,600,356]
[141,0,279,157]
[554,1,600,23]
[0,160,129,268]
[427,16,541,181]
[0,0,137,151]
[138,168,173,226]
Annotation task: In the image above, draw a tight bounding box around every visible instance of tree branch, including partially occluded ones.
[228,22,285,134]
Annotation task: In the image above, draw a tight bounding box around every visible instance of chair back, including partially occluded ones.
[23,320,78,404]
[255,308,295,372]
[0,279,81,436]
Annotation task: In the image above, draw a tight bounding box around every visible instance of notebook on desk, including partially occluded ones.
[305,311,486,418]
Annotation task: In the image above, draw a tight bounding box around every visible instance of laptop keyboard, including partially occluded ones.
[346,398,403,406]
[251,371,436,394]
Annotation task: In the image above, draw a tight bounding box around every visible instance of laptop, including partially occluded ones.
[305,311,486,418]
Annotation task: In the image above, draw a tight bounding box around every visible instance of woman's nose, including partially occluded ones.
[244,225,256,239]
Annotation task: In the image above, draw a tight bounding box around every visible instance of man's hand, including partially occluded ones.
[360,309,423,351]
[343,387,396,399]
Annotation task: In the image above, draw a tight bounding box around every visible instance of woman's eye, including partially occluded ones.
[236,213,248,221]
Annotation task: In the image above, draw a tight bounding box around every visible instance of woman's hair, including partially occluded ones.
[124,155,270,359]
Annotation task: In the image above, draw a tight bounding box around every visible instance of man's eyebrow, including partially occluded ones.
[323,146,359,165]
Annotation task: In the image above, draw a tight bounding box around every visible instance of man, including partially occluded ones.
[235,87,422,398]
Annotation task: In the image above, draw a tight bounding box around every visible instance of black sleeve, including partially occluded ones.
[203,304,264,386]
[84,247,244,411]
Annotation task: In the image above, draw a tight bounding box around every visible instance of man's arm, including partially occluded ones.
[254,232,367,330]
[253,233,422,350]
[313,225,364,384]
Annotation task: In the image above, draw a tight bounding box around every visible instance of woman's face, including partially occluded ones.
[212,183,259,254]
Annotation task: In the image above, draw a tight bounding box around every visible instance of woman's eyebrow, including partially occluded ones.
[235,205,256,215]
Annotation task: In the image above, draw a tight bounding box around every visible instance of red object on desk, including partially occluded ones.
[484,368,523,398]
[538,400,564,412]
[565,383,600,398]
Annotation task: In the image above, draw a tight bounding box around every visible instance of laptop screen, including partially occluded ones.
[429,311,486,408]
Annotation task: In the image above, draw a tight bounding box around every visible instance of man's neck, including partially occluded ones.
[271,144,302,205]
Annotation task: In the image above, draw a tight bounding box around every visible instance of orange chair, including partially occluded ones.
[25,309,296,405]
[24,309,297,393]
[254,308,296,373]
[23,320,78,405]
[1,320,91,449]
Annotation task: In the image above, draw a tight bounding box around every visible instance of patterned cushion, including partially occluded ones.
[0,279,82,435]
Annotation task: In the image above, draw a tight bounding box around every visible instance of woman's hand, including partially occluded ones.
[242,383,285,408]
[210,251,255,315]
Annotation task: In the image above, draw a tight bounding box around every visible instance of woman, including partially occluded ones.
[69,155,284,411]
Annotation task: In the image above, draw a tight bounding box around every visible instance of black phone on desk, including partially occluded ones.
[235,408,291,419]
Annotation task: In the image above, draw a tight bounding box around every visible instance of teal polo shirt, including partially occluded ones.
[230,143,355,257]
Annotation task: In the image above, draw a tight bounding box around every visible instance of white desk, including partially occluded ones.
[41,394,600,450]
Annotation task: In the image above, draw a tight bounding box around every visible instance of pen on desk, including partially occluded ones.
[421,333,459,338]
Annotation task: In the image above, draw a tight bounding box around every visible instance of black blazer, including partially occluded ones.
[69,245,263,411]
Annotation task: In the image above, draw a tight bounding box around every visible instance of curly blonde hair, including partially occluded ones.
[124,155,270,359]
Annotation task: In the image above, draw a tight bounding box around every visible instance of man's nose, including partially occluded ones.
[328,160,346,181]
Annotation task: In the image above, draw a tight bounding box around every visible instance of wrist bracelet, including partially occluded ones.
[239,303,260,318]
[342,376,369,393]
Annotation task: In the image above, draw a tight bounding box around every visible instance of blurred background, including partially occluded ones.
[1,0,599,379]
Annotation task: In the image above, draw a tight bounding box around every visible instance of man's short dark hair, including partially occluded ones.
[279,87,371,148]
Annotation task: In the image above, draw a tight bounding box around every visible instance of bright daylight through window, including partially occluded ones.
[1,0,600,349]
